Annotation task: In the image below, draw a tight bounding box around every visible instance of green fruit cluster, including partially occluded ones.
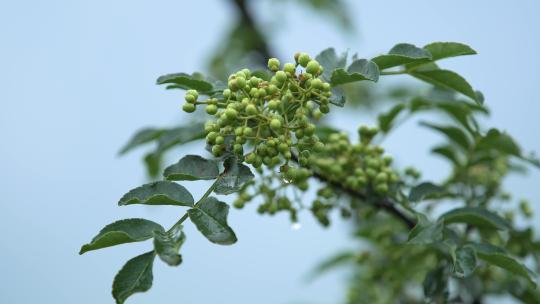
[183,53,332,180]
[309,126,400,195]
[233,169,299,222]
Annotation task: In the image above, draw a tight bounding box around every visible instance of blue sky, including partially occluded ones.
[1,1,539,303]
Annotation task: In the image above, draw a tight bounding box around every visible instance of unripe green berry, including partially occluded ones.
[205,104,218,115]
[241,68,251,78]
[278,143,289,153]
[375,172,388,183]
[322,83,331,91]
[383,155,393,165]
[245,153,256,164]
[311,78,323,90]
[298,53,311,67]
[312,108,322,120]
[365,169,378,181]
[225,108,238,119]
[182,103,196,113]
[319,104,330,114]
[243,127,254,136]
[233,199,245,209]
[314,141,325,152]
[246,104,257,115]
[275,71,287,84]
[233,143,243,155]
[206,131,218,143]
[268,58,280,71]
[236,76,246,89]
[305,60,320,75]
[284,63,296,75]
[212,145,223,157]
[304,124,316,136]
[249,77,261,87]
[267,84,278,95]
[186,89,198,99]
[375,183,389,194]
[215,136,225,145]
[270,119,282,131]
[234,127,244,136]
[268,99,280,110]
[228,79,238,91]
[185,94,196,103]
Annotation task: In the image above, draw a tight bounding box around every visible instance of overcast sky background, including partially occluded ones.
[1,1,539,303]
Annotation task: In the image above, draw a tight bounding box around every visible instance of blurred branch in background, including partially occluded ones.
[208,0,353,79]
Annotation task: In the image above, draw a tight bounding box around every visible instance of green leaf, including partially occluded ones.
[420,122,471,150]
[440,207,510,230]
[423,264,449,301]
[112,251,155,304]
[408,214,444,245]
[119,128,165,155]
[143,152,161,178]
[409,182,444,203]
[79,219,163,254]
[329,87,346,107]
[156,73,213,93]
[215,158,254,195]
[153,225,186,266]
[410,69,478,102]
[477,129,521,156]
[330,59,379,86]
[378,103,406,133]
[118,181,194,207]
[453,245,477,278]
[372,43,431,70]
[156,124,206,152]
[423,42,477,61]
[431,145,461,165]
[187,196,237,245]
[315,48,347,80]
[306,251,356,281]
[471,243,537,286]
[163,155,219,181]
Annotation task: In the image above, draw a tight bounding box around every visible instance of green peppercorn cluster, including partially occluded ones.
[309,126,400,195]
[232,169,299,222]
[183,53,333,177]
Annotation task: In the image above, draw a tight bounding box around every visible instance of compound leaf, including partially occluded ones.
[330,59,379,86]
[188,196,237,245]
[472,243,537,286]
[215,158,254,195]
[156,73,213,93]
[372,43,431,70]
[112,251,156,304]
[453,245,477,278]
[409,182,444,203]
[410,69,478,102]
[119,181,194,207]
[164,155,219,181]
[440,207,510,230]
[80,219,163,254]
[423,42,476,61]
[153,225,186,266]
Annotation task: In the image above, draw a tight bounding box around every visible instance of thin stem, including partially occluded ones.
[167,178,221,233]
[380,70,408,76]
[290,154,416,229]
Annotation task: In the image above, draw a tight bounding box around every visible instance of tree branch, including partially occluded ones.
[291,155,416,229]
[311,169,416,229]
[230,0,273,60]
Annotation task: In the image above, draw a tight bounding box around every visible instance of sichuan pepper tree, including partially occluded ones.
[81,42,540,303]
